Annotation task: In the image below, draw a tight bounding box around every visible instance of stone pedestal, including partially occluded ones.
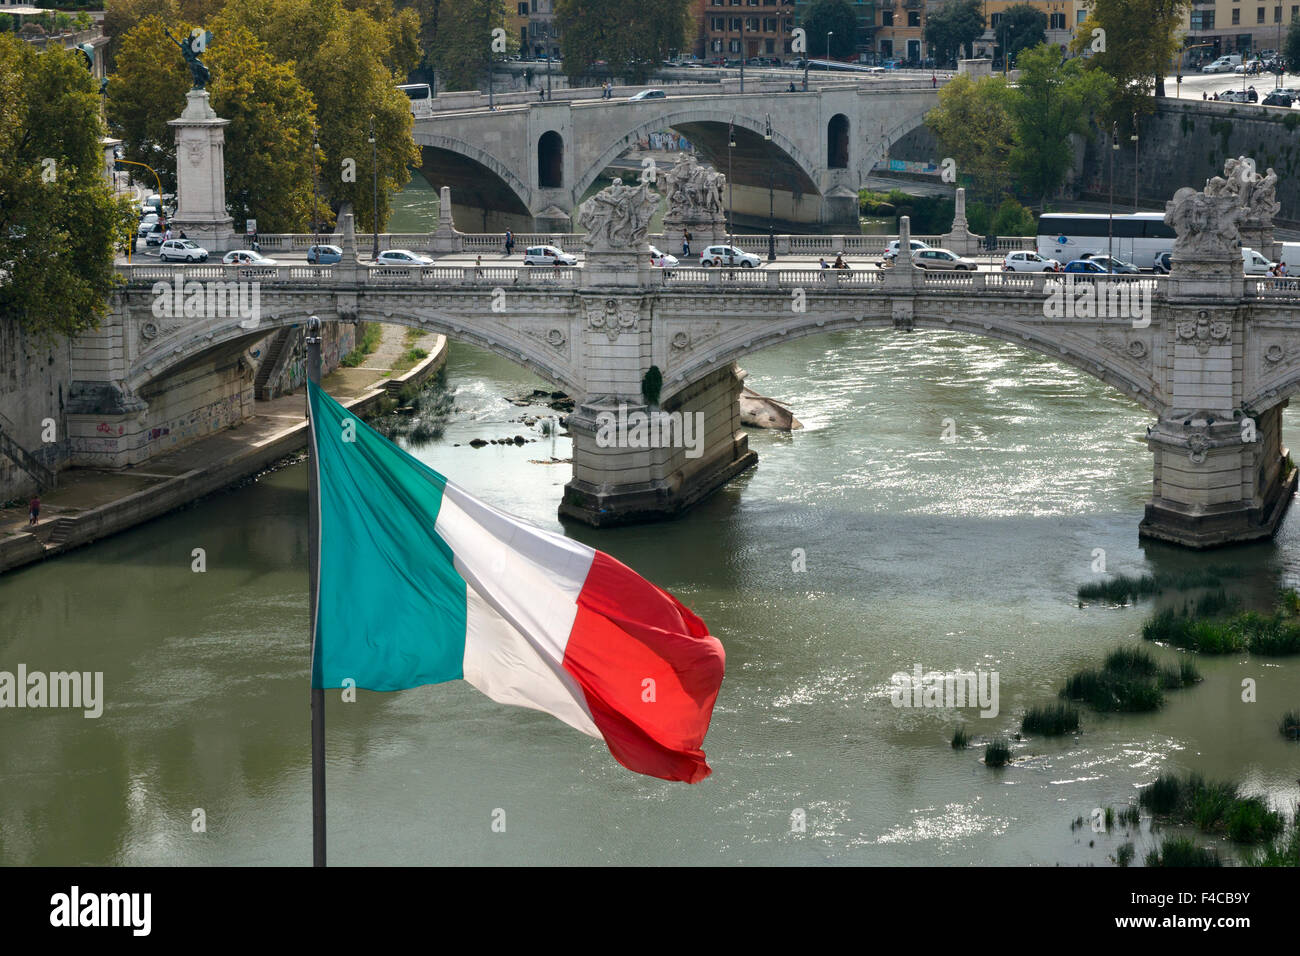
[1165,253,1244,300]
[560,364,757,527]
[430,185,464,253]
[1141,405,1296,548]
[581,249,651,288]
[820,185,860,229]
[942,187,982,256]
[533,204,572,233]
[663,214,726,259]
[168,90,236,253]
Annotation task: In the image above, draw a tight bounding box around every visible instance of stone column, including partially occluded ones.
[168,90,236,253]
[942,186,980,256]
[430,185,464,254]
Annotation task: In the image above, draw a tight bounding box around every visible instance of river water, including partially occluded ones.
[4,325,1300,866]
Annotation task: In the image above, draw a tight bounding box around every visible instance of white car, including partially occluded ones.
[158,239,209,262]
[222,250,278,266]
[1202,55,1241,73]
[699,244,760,268]
[882,238,931,261]
[913,248,978,270]
[1243,247,1276,275]
[1003,251,1060,272]
[628,89,667,101]
[137,213,160,237]
[648,245,679,268]
[376,249,434,266]
[523,245,578,266]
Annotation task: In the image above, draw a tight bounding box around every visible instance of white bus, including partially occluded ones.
[398,83,433,116]
[1037,212,1176,270]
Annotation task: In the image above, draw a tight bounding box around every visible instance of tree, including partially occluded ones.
[0,35,136,339]
[797,0,857,60]
[215,0,420,232]
[924,0,983,68]
[1000,4,1047,66]
[1004,43,1113,206]
[208,26,317,232]
[102,0,178,70]
[105,15,189,197]
[1285,20,1300,75]
[426,0,508,91]
[925,73,1015,201]
[1071,0,1191,118]
[555,0,691,84]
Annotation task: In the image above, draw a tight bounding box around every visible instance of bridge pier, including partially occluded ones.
[559,363,756,527]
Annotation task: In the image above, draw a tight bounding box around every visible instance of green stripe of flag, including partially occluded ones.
[309,381,467,691]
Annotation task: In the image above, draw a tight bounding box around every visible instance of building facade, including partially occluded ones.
[700,0,797,62]
[526,0,561,60]
[1180,0,1300,62]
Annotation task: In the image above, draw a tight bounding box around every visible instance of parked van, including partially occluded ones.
[1242,247,1275,275]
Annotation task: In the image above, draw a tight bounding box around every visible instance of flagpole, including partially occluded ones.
[306,314,326,867]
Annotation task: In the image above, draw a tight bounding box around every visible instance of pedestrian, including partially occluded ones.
[833,253,847,269]
[28,493,40,527]
[504,229,514,256]
[474,254,483,278]
[683,229,692,257]
[553,257,562,280]
[163,225,172,241]
[931,72,937,89]
[788,81,796,92]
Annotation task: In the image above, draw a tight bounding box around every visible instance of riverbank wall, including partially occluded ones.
[0,334,447,576]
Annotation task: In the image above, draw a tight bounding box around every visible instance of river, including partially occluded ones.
[3,323,1299,865]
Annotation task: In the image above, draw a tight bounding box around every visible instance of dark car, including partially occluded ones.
[307,244,343,265]
[1064,259,1108,275]
[1262,90,1293,107]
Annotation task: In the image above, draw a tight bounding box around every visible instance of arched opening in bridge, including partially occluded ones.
[538,131,564,189]
[827,115,849,170]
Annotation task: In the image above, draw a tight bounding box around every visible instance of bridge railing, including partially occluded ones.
[1248,276,1300,299]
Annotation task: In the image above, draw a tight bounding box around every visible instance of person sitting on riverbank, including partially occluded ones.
[28,494,40,527]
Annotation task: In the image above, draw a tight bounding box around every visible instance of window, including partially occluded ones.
[907,11,920,25]
[990,12,1001,26]
[765,38,775,52]
[729,39,741,52]
[1257,5,1264,20]
[1233,8,1240,21]
[1274,4,1282,19]
[711,39,723,51]
[746,16,759,29]
[730,17,741,29]
[783,38,793,52]
[517,2,527,13]
[1049,12,1065,28]
[763,17,777,30]
[711,17,724,29]
[1077,9,1087,22]
[882,10,893,24]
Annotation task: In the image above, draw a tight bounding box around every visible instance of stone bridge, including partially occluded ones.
[412,82,939,231]
[75,212,1300,549]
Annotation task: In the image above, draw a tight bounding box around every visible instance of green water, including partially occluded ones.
[3,331,1299,865]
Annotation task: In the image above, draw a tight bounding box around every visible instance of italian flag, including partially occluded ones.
[307,382,725,783]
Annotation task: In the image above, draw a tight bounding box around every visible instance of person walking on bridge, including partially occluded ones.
[504,229,514,257]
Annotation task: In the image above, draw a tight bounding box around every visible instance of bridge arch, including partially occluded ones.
[413,132,533,222]
[827,114,849,169]
[537,131,564,189]
[660,309,1164,415]
[124,304,585,400]
[573,107,822,203]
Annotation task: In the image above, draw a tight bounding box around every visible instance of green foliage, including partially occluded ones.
[1020,703,1079,736]
[968,197,1036,236]
[1072,0,1193,120]
[984,738,1012,766]
[556,0,691,84]
[103,0,178,71]
[1060,643,1198,713]
[858,188,954,233]
[1145,838,1221,867]
[428,0,509,90]
[0,35,136,340]
[341,322,383,366]
[1006,43,1113,205]
[1142,590,1300,655]
[641,365,663,406]
[106,15,188,197]
[1140,773,1285,844]
[999,4,1047,66]
[950,725,969,749]
[924,0,983,68]
[1282,710,1300,740]
[796,0,858,60]
[1285,19,1300,74]
[926,73,1014,201]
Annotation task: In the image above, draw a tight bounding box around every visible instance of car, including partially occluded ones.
[1003,251,1060,272]
[628,89,667,101]
[1202,55,1241,73]
[222,249,278,266]
[523,245,577,266]
[698,244,760,268]
[158,238,209,262]
[1277,87,1300,99]
[1081,254,1139,274]
[1064,258,1109,275]
[375,249,434,266]
[882,238,931,261]
[307,244,343,264]
[913,248,977,270]
[1153,251,1173,274]
[144,222,167,246]
[1242,247,1276,275]
[648,245,679,269]
[1262,90,1293,107]
[137,213,160,237]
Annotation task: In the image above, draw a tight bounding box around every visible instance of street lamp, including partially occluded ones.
[740,13,746,93]
[311,125,320,246]
[765,113,775,261]
[826,31,832,71]
[368,115,379,260]
[727,119,736,257]
[1107,122,1118,273]
[1130,113,1139,211]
